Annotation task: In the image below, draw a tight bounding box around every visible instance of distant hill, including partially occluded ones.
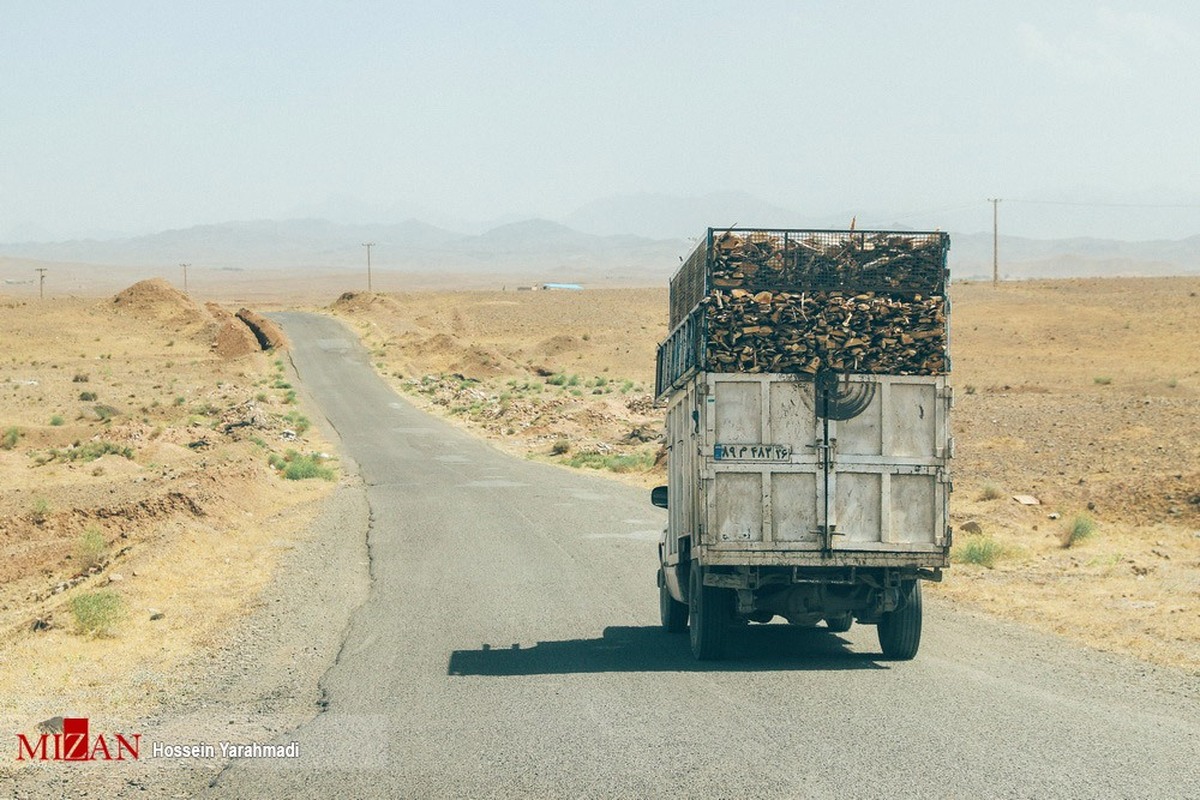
[949,232,1200,279]
[2,214,1197,284]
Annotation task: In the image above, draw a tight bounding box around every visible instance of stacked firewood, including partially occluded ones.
[709,230,945,293]
[702,288,946,375]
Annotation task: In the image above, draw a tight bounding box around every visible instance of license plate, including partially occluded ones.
[713,444,792,462]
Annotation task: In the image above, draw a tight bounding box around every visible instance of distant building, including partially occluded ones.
[541,283,583,291]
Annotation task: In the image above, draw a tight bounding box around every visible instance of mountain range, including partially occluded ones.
[2,191,1198,284]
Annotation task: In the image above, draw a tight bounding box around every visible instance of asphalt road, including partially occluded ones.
[205,312,1200,799]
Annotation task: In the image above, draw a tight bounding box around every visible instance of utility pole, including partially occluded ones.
[361,242,375,292]
[179,263,191,294]
[987,198,1001,286]
[35,268,47,299]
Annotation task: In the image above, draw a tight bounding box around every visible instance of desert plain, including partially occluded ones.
[1,270,1197,750]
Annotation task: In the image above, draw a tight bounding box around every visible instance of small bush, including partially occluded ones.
[1,426,20,450]
[174,396,186,406]
[69,590,124,637]
[284,411,310,434]
[1093,376,1113,386]
[44,441,133,463]
[964,385,977,395]
[978,483,1005,501]
[75,527,108,569]
[31,497,50,523]
[1060,514,1097,548]
[547,374,567,386]
[93,404,120,421]
[550,439,571,455]
[49,415,64,426]
[78,391,98,401]
[953,535,1003,568]
[270,450,335,481]
[72,373,89,383]
[566,450,656,473]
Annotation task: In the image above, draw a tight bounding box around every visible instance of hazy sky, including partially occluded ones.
[3,1,1198,241]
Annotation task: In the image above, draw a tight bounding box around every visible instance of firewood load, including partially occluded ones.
[702,288,946,375]
[658,228,950,397]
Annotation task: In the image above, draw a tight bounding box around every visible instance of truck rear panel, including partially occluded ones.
[664,372,951,569]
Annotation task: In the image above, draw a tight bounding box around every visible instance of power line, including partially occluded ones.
[988,199,998,286]
[1005,198,1200,209]
[361,242,375,292]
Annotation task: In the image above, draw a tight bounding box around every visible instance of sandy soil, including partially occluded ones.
[330,278,1200,671]
[0,281,338,747]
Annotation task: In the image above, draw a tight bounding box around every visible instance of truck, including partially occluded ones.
[652,227,952,660]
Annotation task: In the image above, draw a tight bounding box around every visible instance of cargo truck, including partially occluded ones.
[652,228,952,660]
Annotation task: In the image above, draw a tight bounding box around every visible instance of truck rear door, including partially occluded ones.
[702,373,949,555]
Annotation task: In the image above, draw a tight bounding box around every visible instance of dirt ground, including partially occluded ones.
[0,281,337,745]
[331,278,1200,671]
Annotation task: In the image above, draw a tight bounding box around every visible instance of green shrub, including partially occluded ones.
[550,439,570,455]
[93,404,120,422]
[978,483,1005,501]
[1,426,20,450]
[44,441,133,463]
[75,527,108,569]
[547,373,567,386]
[69,590,124,637]
[1093,376,1113,386]
[565,450,655,473]
[31,497,50,523]
[284,411,310,434]
[78,391,98,401]
[270,450,335,481]
[283,455,334,481]
[1061,514,1096,548]
[49,414,64,426]
[953,535,1003,568]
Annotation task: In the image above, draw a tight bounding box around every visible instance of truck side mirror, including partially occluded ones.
[651,485,669,509]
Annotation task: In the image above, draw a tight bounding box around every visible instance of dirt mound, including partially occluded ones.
[331,291,400,314]
[236,309,287,350]
[112,279,207,326]
[205,303,261,359]
[538,334,583,357]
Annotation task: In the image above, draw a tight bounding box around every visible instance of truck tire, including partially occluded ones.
[824,613,853,633]
[689,566,730,660]
[877,580,922,660]
[659,570,688,633]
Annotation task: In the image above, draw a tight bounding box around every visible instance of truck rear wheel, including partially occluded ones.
[877,580,922,660]
[659,570,688,633]
[689,566,730,660]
